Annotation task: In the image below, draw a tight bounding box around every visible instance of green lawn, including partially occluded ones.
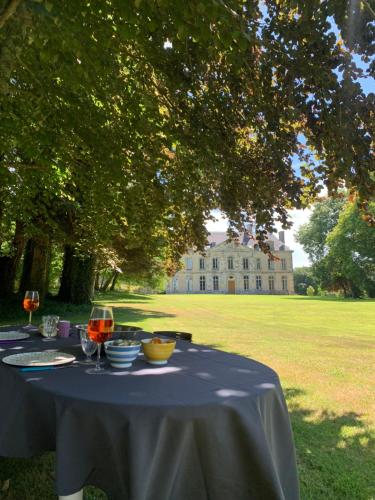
[1,293,374,499]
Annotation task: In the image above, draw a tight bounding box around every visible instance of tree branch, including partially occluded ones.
[0,0,23,29]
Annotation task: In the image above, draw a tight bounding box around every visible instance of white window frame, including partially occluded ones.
[268,258,275,270]
[212,257,219,270]
[213,276,219,291]
[243,257,249,270]
[269,275,275,291]
[282,276,288,290]
[199,275,206,291]
[281,258,287,270]
[186,258,193,270]
[244,275,249,290]
[199,257,205,270]
[228,256,234,270]
[256,275,262,290]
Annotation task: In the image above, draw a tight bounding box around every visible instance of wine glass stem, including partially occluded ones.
[28,311,32,326]
[96,343,101,370]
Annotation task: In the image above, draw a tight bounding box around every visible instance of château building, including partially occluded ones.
[166,231,294,295]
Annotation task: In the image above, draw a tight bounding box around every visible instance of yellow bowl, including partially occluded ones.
[141,338,176,365]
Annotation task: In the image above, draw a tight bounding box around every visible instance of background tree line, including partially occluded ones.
[294,196,375,297]
[0,0,374,304]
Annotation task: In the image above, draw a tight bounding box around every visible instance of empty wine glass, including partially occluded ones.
[23,291,39,328]
[42,315,59,341]
[78,325,97,364]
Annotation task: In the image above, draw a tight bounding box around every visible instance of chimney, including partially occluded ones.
[278,231,285,243]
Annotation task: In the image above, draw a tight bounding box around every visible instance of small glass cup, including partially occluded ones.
[42,315,59,341]
[77,325,97,364]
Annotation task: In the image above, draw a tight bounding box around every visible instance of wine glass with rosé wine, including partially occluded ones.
[23,291,39,328]
[87,306,114,373]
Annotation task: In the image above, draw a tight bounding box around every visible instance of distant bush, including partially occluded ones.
[293,266,319,295]
[306,285,315,296]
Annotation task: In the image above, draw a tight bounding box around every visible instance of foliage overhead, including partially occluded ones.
[0,0,374,268]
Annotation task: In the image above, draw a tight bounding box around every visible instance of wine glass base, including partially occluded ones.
[79,358,96,365]
[23,325,37,331]
[85,366,107,375]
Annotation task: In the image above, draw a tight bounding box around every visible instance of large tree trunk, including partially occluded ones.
[100,272,114,292]
[109,271,119,291]
[57,244,74,302]
[94,272,100,291]
[57,245,96,304]
[19,234,51,303]
[0,221,25,298]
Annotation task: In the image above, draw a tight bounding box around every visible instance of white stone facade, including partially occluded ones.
[166,232,294,295]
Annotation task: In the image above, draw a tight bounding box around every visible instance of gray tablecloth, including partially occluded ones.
[0,326,299,500]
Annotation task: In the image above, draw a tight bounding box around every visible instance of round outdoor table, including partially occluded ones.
[0,327,299,500]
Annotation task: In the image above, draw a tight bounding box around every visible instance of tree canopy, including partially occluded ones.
[0,0,374,301]
[295,195,347,262]
[297,196,375,297]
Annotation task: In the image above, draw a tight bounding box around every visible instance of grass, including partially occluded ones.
[1,293,374,499]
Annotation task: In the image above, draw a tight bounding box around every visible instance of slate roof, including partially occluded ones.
[207,231,291,251]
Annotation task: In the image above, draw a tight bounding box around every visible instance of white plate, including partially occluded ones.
[0,331,30,341]
[2,351,75,367]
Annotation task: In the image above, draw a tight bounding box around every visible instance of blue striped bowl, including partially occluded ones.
[104,341,141,368]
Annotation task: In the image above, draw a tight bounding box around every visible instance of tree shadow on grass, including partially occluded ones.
[284,387,375,500]
[112,306,175,325]
[94,291,152,304]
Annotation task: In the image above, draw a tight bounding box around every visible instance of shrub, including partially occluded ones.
[306,285,315,296]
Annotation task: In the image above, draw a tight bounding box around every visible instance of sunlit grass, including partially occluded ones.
[1,293,374,499]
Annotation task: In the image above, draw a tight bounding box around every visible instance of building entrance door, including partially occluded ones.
[228,279,236,294]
